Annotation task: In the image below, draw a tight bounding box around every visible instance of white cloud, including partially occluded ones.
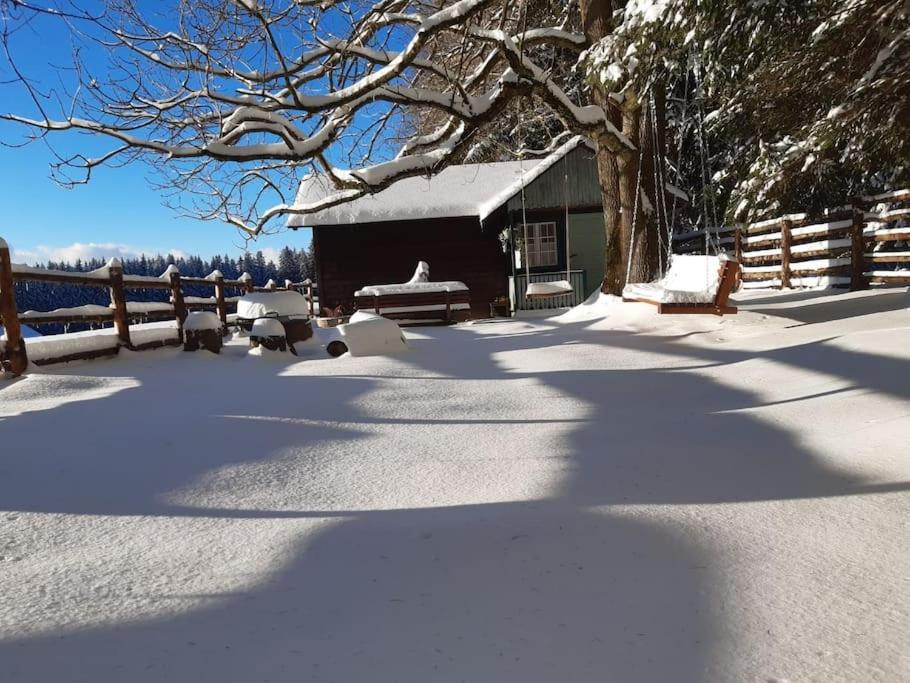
[257,247,282,264]
[11,242,188,265]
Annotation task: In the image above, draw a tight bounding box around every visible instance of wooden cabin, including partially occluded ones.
[288,137,606,317]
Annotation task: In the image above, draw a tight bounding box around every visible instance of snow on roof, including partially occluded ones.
[288,136,593,227]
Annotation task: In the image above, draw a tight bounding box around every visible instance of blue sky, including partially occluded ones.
[0,5,313,265]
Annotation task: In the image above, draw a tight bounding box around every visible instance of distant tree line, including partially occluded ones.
[13,245,314,334]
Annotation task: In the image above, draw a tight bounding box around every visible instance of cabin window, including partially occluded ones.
[523,221,558,268]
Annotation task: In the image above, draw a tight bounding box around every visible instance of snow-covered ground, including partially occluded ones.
[1,287,908,682]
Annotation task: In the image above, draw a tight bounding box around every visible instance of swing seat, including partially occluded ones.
[622,255,739,316]
[525,279,574,300]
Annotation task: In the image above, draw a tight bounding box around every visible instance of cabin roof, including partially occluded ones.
[288,136,594,228]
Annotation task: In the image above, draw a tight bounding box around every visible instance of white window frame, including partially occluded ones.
[522,221,558,268]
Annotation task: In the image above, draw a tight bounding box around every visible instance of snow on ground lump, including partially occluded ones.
[0,287,908,682]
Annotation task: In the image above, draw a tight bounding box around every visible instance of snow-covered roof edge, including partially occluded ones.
[288,136,595,228]
[477,136,595,222]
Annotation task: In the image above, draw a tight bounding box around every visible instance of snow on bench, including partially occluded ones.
[355,261,468,297]
[353,261,471,324]
[354,281,469,296]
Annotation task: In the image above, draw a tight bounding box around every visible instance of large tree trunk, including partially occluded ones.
[580,0,664,295]
[580,0,623,296]
[627,85,666,285]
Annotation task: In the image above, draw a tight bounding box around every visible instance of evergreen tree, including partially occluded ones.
[277,247,298,284]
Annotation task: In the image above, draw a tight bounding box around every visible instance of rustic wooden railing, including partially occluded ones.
[672,188,910,290]
[0,241,316,375]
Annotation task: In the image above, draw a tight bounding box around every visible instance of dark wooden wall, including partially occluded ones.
[505,145,602,214]
[314,216,508,318]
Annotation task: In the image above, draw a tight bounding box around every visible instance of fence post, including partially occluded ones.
[169,267,187,341]
[240,272,254,294]
[0,238,28,375]
[734,224,744,290]
[108,258,131,348]
[780,219,792,289]
[850,199,868,291]
[306,284,314,317]
[213,272,227,333]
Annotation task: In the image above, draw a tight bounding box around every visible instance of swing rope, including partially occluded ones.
[564,152,571,285]
[520,137,531,296]
[693,58,721,257]
[624,134,646,285]
[649,91,673,276]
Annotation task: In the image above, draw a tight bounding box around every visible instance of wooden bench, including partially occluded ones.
[353,288,471,325]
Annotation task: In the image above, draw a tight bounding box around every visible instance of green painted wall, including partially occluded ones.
[568,212,606,296]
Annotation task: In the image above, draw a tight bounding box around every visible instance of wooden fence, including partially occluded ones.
[0,239,315,375]
[672,188,910,290]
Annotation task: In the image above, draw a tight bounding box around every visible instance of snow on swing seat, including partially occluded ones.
[525,279,574,298]
[622,254,738,315]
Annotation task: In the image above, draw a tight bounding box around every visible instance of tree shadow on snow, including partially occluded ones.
[1,307,908,682]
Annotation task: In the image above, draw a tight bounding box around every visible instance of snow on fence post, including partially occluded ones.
[107,258,132,348]
[306,283,315,317]
[780,219,793,289]
[213,272,228,332]
[168,267,187,341]
[240,272,254,294]
[0,238,28,376]
[850,199,868,291]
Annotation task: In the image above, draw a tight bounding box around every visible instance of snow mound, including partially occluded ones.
[331,311,408,356]
[556,290,622,322]
[184,311,222,332]
[251,318,285,338]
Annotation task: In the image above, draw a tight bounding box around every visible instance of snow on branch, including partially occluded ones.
[0,0,625,235]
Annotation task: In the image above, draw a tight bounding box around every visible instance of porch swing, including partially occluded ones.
[521,153,576,301]
[620,81,739,316]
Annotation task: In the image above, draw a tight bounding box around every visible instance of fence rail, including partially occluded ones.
[0,241,316,376]
[671,189,910,290]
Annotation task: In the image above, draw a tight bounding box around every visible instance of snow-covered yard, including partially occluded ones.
[1,288,908,682]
